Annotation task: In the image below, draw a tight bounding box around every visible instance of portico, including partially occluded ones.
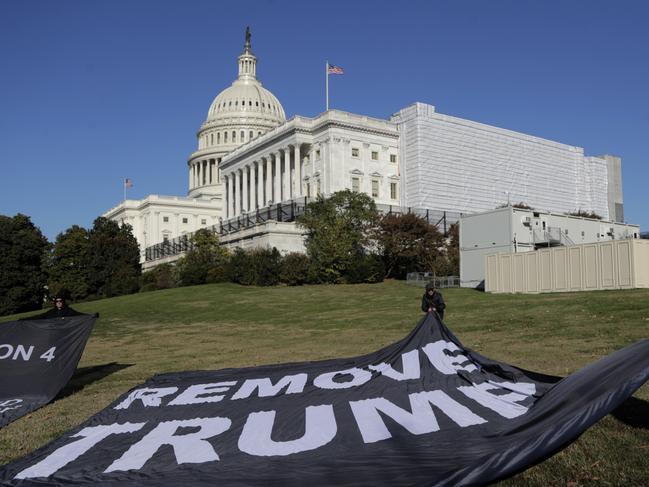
[223,140,310,218]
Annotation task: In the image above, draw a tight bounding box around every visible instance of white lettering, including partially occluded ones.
[114,387,179,409]
[231,374,307,400]
[238,405,336,456]
[105,417,231,472]
[39,346,56,362]
[457,381,536,419]
[15,422,145,479]
[350,390,486,443]
[0,344,14,360]
[421,341,478,375]
[368,349,421,381]
[0,398,23,414]
[168,382,236,406]
[313,368,372,390]
[12,344,34,361]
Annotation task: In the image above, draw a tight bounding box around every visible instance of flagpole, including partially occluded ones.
[325,60,329,111]
[123,178,126,202]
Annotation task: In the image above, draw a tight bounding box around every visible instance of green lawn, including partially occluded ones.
[1,281,648,485]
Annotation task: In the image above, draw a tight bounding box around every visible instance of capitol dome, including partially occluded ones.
[206,73,286,126]
[188,28,286,199]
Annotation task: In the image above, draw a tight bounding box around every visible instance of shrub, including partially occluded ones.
[250,247,282,286]
[344,253,385,284]
[568,209,602,220]
[176,229,229,286]
[280,252,310,286]
[226,248,255,285]
[140,263,176,291]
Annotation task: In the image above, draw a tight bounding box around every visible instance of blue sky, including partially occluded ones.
[1,0,647,241]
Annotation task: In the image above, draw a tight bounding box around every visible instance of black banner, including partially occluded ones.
[1,314,647,486]
[0,314,96,428]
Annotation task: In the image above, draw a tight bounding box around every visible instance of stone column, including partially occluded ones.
[188,164,193,190]
[255,160,262,208]
[227,174,234,219]
[283,149,291,200]
[294,144,301,197]
[242,166,249,213]
[274,152,282,204]
[265,157,272,206]
[250,161,257,209]
[233,170,240,216]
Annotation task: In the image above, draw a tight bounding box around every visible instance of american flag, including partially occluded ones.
[327,63,344,75]
[124,178,133,188]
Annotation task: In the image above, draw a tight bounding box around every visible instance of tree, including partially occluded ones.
[0,214,49,315]
[47,225,91,301]
[177,228,229,286]
[443,223,460,276]
[87,217,141,298]
[297,190,380,283]
[376,213,445,279]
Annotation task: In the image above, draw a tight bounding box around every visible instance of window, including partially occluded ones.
[217,132,221,144]
[163,235,169,243]
[163,216,169,223]
[351,148,359,157]
[201,219,207,225]
[306,182,311,197]
[249,130,253,139]
[371,151,379,161]
[390,154,397,163]
[210,133,213,145]
[249,100,252,106]
[351,177,360,192]
[232,131,236,142]
[224,132,228,143]
[240,130,244,141]
[390,182,398,200]
[182,218,188,224]
[371,179,379,198]
[315,149,321,159]
[258,131,262,136]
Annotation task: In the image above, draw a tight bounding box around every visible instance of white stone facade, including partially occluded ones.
[219,110,400,217]
[103,195,221,261]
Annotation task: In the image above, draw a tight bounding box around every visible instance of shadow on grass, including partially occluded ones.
[56,362,133,400]
[611,396,649,430]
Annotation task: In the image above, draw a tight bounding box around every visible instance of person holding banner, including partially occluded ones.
[27,295,84,320]
[421,282,446,320]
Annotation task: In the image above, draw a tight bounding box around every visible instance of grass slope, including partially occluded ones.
[1,281,648,485]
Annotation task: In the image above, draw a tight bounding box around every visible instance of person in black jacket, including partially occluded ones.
[421,282,446,320]
[29,296,83,320]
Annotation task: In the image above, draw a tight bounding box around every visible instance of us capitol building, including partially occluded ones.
[103,30,625,267]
